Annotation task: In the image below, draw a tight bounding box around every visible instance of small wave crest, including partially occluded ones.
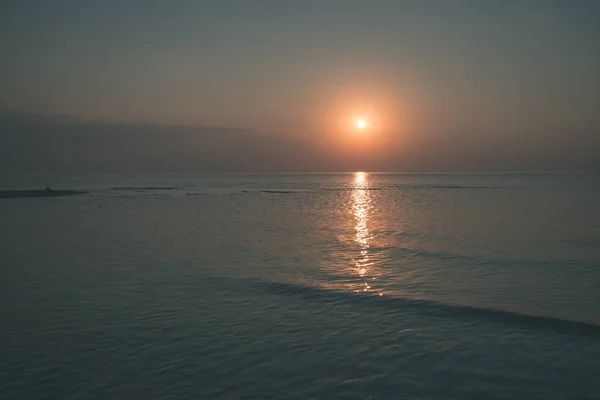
[321,185,499,192]
[248,279,600,337]
[112,186,178,191]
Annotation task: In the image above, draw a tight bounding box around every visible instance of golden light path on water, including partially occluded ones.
[352,172,382,295]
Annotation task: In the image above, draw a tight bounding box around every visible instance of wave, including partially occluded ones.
[238,189,307,194]
[321,185,499,192]
[261,190,295,194]
[321,187,382,191]
[108,184,498,194]
[0,189,86,199]
[399,184,500,189]
[561,239,600,249]
[369,244,600,270]
[112,186,178,191]
[246,278,600,338]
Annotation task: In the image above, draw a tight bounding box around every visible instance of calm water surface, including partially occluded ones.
[1,173,599,399]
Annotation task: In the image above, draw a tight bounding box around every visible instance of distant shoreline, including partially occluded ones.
[0,189,86,199]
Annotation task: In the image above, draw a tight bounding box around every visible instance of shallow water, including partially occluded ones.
[1,173,599,399]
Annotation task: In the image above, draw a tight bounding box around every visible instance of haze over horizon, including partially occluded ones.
[1,0,599,172]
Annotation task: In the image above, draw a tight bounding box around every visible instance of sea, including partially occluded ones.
[1,172,599,399]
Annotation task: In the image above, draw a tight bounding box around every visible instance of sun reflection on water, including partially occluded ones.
[352,172,381,295]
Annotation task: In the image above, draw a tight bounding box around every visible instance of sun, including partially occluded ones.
[355,119,368,129]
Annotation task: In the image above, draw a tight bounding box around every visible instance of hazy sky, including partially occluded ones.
[1,0,599,172]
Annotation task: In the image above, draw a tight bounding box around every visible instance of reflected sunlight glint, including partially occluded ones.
[351,172,380,295]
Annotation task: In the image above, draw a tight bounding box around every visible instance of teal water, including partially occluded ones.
[1,173,599,399]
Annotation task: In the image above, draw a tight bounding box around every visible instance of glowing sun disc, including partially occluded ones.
[355,119,367,129]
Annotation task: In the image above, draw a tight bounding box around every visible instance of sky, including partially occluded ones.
[1,0,599,172]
